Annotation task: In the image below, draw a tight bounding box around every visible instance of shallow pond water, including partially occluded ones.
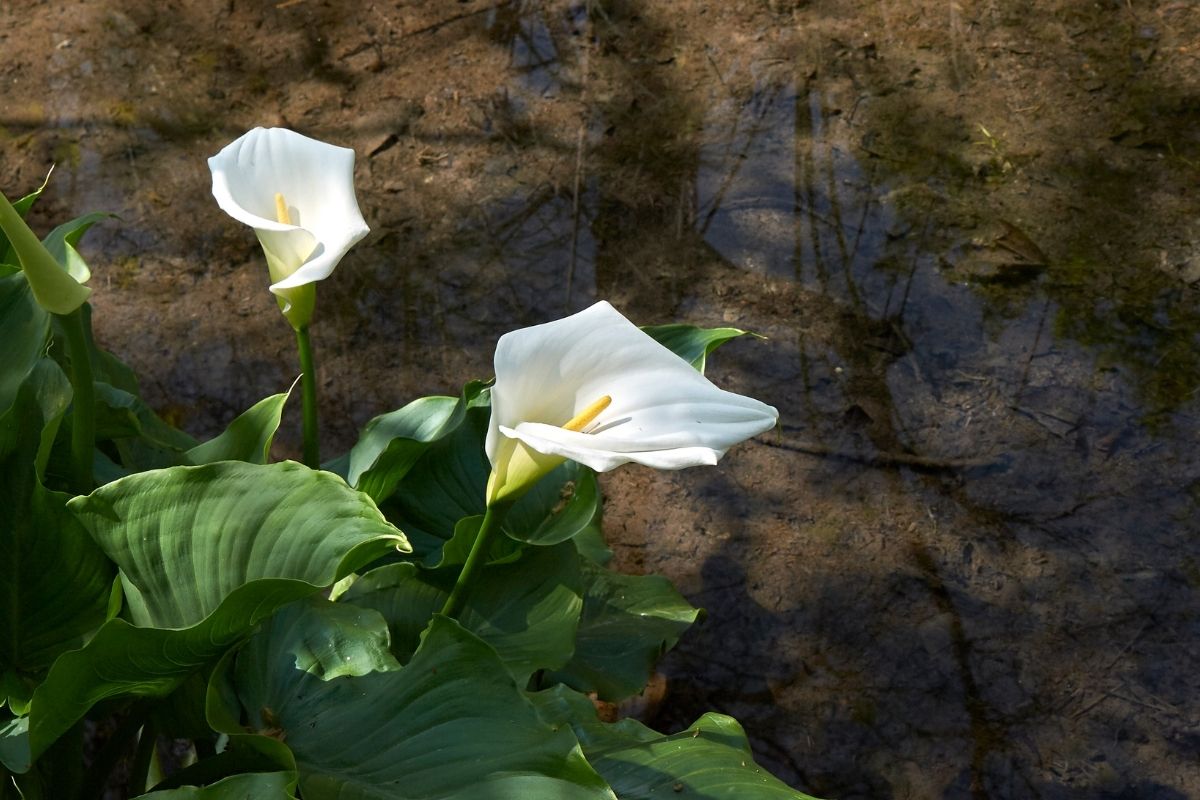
[4,1,1200,797]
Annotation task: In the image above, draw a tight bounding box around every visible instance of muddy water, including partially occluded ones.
[4,1,1200,798]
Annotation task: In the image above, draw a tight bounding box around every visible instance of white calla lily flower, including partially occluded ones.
[208,127,369,329]
[485,301,779,504]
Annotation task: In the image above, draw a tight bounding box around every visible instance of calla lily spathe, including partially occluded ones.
[485,301,779,504]
[208,127,369,329]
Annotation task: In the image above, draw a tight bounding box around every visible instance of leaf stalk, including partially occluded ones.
[295,324,319,468]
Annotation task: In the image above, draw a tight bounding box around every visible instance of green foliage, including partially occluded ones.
[0,275,50,418]
[186,388,293,465]
[70,461,408,629]
[250,597,400,681]
[213,614,615,800]
[0,361,114,712]
[24,462,408,758]
[642,323,761,373]
[379,406,608,564]
[132,772,297,800]
[533,687,822,800]
[41,212,114,284]
[344,380,490,502]
[548,560,701,701]
[345,543,582,684]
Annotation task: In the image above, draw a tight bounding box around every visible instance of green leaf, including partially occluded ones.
[344,542,582,683]
[346,380,489,502]
[505,462,603,546]
[260,597,399,680]
[77,303,140,395]
[0,190,90,314]
[0,170,52,265]
[133,773,296,799]
[641,324,762,374]
[0,361,115,707]
[0,274,50,419]
[549,561,701,701]
[379,407,490,560]
[94,382,198,455]
[433,514,523,569]
[532,686,822,800]
[41,212,113,284]
[25,462,409,758]
[383,406,607,564]
[220,613,615,800]
[187,387,293,465]
[0,717,30,774]
[70,461,409,629]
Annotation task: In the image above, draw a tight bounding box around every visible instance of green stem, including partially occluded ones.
[128,719,158,797]
[295,325,320,468]
[59,307,94,494]
[441,504,509,620]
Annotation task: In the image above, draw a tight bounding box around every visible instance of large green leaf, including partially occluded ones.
[0,274,50,418]
[344,542,582,683]
[533,686,822,800]
[549,561,701,701]
[134,773,296,800]
[25,462,408,759]
[187,387,293,465]
[0,361,115,710]
[218,613,615,800]
[70,462,409,629]
[641,324,762,374]
[345,380,489,502]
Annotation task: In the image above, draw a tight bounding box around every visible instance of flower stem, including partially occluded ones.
[295,325,320,469]
[59,307,94,494]
[441,504,509,620]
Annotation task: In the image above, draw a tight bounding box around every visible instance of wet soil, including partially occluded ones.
[4,1,1200,797]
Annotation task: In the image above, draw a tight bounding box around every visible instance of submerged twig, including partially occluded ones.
[757,434,1002,471]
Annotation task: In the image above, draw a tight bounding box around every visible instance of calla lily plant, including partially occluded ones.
[209,127,370,467]
[442,301,779,618]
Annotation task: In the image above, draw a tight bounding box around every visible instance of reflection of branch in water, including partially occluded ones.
[402,0,516,39]
[757,429,1003,471]
[698,85,783,236]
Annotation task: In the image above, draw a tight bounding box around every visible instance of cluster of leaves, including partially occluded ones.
[0,189,817,798]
